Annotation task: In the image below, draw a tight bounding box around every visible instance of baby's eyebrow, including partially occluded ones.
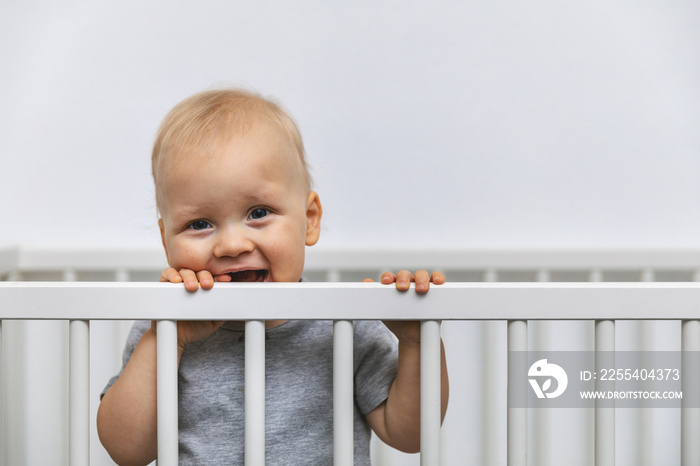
[168,204,210,222]
[236,188,284,206]
[172,204,202,215]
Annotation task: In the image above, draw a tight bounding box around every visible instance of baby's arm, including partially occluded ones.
[97,325,159,465]
[97,268,224,465]
[363,270,450,453]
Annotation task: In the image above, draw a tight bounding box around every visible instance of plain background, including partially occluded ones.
[1,1,698,251]
[1,2,699,465]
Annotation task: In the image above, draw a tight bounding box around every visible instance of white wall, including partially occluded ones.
[1,1,698,251]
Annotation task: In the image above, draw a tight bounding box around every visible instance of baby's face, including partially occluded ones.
[157,122,321,283]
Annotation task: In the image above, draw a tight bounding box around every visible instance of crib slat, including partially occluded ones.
[482,269,500,465]
[334,320,354,465]
[683,269,700,466]
[507,320,527,466]
[69,319,90,466]
[245,320,265,466]
[420,320,441,466]
[682,312,700,465]
[1,271,19,466]
[0,319,3,465]
[590,269,616,466]
[326,269,341,283]
[594,320,615,466]
[157,320,179,465]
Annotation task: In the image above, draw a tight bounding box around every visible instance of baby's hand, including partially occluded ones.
[158,267,224,348]
[363,270,445,344]
[363,269,445,294]
[150,319,225,351]
[160,267,215,292]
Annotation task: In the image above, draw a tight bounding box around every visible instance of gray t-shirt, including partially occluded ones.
[102,319,398,465]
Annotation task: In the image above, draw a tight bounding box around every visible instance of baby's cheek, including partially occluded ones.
[169,240,207,270]
[275,250,306,282]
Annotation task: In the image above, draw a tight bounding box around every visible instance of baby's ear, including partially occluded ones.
[304,192,322,246]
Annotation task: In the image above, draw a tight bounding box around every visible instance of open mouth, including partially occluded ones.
[227,270,268,282]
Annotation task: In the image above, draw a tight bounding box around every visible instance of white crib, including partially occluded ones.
[1,247,700,466]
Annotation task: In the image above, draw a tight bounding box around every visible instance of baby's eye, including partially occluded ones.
[189,220,212,231]
[249,208,269,220]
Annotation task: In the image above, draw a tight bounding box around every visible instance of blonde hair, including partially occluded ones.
[152,88,311,209]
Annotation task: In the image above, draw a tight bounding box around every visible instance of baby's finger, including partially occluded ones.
[196,270,215,290]
[431,271,446,285]
[380,272,396,284]
[179,268,200,292]
[362,278,375,283]
[414,269,431,294]
[395,270,414,291]
[160,267,183,283]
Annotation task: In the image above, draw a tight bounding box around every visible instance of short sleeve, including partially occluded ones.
[100,320,151,400]
[352,320,399,415]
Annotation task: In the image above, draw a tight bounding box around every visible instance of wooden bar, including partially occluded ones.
[590,269,615,466]
[682,319,700,466]
[69,319,90,466]
[0,319,3,466]
[245,320,265,466]
[2,282,700,321]
[682,268,700,465]
[595,319,615,466]
[333,320,354,466]
[69,320,90,466]
[420,320,442,466]
[507,320,527,466]
[156,320,179,466]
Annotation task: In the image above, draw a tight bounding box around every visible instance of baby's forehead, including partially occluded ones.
[165,119,298,169]
[157,124,306,200]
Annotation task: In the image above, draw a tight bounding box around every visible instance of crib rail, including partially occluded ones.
[3,281,700,320]
[2,282,700,465]
[3,247,700,465]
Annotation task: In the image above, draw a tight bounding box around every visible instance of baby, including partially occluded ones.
[97,88,449,465]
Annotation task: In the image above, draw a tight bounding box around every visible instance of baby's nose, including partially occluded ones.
[213,227,254,258]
